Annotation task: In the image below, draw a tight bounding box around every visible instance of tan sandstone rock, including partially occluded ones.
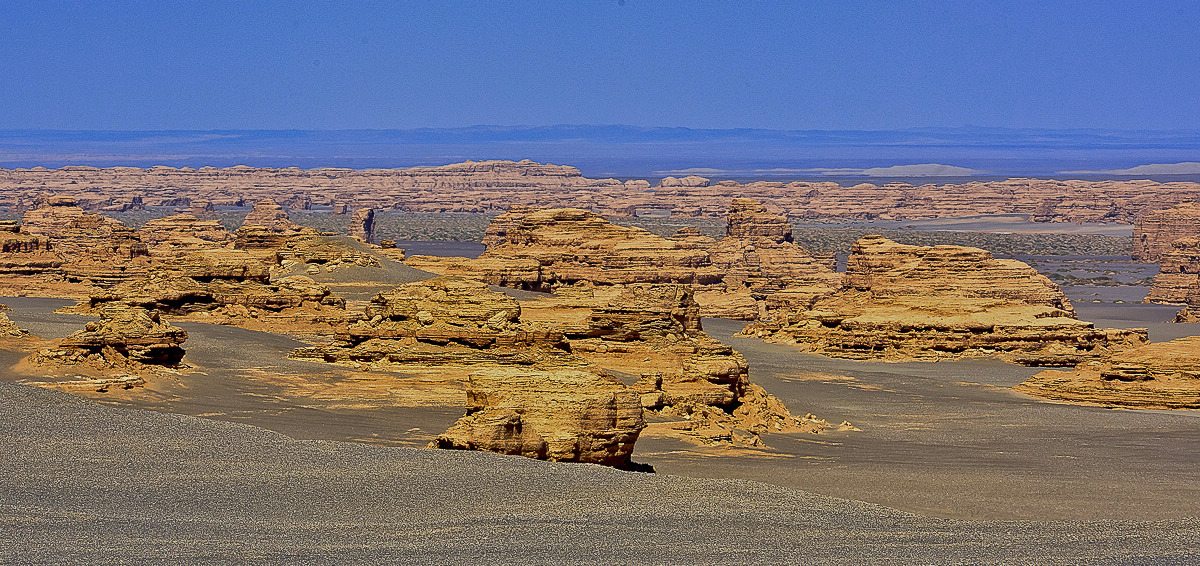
[743,236,1146,366]
[434,367,645,468]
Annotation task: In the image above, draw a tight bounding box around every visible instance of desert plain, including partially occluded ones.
[3,163,1200,563]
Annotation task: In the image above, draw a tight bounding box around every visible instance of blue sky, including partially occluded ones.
[1,1,1197,130]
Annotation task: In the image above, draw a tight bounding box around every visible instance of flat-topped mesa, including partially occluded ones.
[348,208,375,243]
[37,303,187,367]
[1133,202,1200,262]
[1017,336,1200,409]
[725,198,792,243]
[416,207,719,291]
[291,276,568,365]
[411,201,838,320]
[434,367,645,468]
[743,236,1145,366]
[139,214,233,257]
[845,234,1075,313]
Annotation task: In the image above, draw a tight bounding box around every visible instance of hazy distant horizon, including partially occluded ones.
[1,126,1197,181]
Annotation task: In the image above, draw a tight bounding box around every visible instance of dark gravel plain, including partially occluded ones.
[3,380,1200,565]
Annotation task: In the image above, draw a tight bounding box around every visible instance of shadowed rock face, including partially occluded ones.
[41,304,187,367]
[435,367,645,468]
[745,235,1146,366]
[1133,202,1200,262]
[349,208,375,243]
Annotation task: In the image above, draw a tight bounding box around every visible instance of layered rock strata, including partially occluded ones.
[35,304,187,367]
[21,197,150,285]
[434,367,645,468]
[743,236,1146,366]
[1132,202,1200,262]
[139,214,233,257]
[290,276,568,366]
[85,249,345,333]
[235,199,317,251]
[408,201,839,319]
[4,161,1200,223]
[1016,336,1200,409]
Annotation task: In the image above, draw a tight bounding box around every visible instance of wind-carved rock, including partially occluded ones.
[290,276,646,467]
[139,214,234,257]
[1133,202,1200,262]
[1017,336,1200,409]
[84,249,346,333]
[35,304,187,368]
[1142,237,1200,322]
[408,200,839,319]
[743,235,1146,366]
[290,276,567,365]
[349,208,375,243]
[234,199,316,251]
[21,196,150,285]
[434,367,646,468]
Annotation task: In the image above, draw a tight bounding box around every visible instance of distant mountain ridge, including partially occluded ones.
[0,126,1197,177]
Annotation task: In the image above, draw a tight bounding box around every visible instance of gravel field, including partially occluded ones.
[3,380,1200,565]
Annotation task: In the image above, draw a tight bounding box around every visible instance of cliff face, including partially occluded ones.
[1133,202,1200,262]
[1146,237,1200,305]
[743,236,1145,366]
[3,161,1199,221]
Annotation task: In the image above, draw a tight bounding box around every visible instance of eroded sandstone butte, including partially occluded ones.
[21,196,150,286]
[34,303,187,368]
[743,235,1146,366]
[139,213,234,257]
[4,161,1200,222]
[1017,336,1200,409]
[1133,201,1200,262]
[407,200,839,319]
[434,367,645,468]
[290,276,645,466]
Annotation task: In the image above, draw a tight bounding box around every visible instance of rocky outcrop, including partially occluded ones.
[434,367,645,468]
[139,214,233,257]
[1146,237,1200,305]
[0,220,62,281]
[1133,202,1200,262]
[1016,336,1200,409]
[4,161,1200,222]
[409,201,839,319]
[82,247,345,333]
[35,304,187,367]
[0,304,28,338]
[291,276,567,365]
[349,208,375,243]
[743,236,1146,366]
[235,199,316,251]
[21,197,150,285]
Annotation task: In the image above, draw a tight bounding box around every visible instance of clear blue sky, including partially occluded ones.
[1,1,1197,130]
